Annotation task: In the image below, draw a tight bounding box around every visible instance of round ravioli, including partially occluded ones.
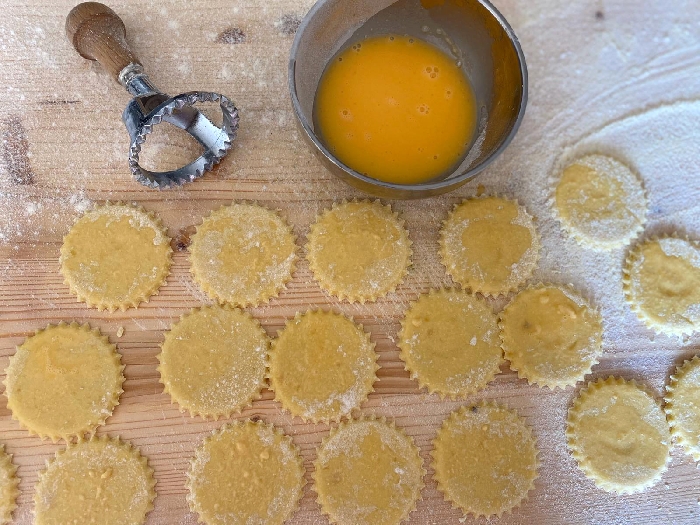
[187,420,304,525]
[0,446,18,525]
[439,196,539,296]
[623,235,700,336]
[34,437,155,525]
[4,323,124,441]
[499,284,603,389]
[665,356,700,461]
[553,154,647,249]
[432,404,539,518]
[398,288,502,397]
[158,305,269,419]
[306,200,412,303]
[268,310,377,422]
[189,203,297,307]
[60,203,172,311]
[567,377,671,493]
[314,418,424,525]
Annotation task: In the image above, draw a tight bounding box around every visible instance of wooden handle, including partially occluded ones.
[66,2,140,81]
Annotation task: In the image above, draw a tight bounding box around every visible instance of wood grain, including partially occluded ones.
[2,1,700,524]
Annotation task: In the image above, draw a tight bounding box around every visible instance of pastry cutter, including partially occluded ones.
[65,2,239,188]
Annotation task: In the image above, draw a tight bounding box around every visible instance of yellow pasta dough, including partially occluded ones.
[314,418,424,525]
[189,203,297,307]
[4,322,124,441]
[553,154,647,249]
[60,203,172,311]
[398,288,502,397]
[566,377,671,493]
[623,235,700,336]
[34,436,156,525]
[306,200,412,303]
[499,284,603,389]
[439,196,539,296]
[665,355,700,461]
[432,404,539,518]
[187,420,304,525]
[268,310,377,422]
[158,305,269,419]
[0,446,18,525]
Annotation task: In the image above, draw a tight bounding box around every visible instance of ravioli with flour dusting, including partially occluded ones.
[567,377,670,493]
[60,203,172,311]
[439,196,539,296]
[432,404,539,518]
[187,420,304,525]
[306,200,411,303]
[268,310,377,422]
[189,203,297,307]
[624,235,700,336]
[552,153,646,249]
[314,418,424,525]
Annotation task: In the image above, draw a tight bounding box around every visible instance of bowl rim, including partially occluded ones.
[288,0,528,194]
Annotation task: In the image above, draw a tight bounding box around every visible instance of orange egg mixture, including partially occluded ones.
[314,34,478,185]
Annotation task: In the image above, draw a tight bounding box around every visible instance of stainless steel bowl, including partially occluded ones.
[289,0,528,199]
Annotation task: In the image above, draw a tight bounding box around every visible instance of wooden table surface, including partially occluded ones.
[2,1,700,524]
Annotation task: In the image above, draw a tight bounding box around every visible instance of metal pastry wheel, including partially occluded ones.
[65,2,240,188]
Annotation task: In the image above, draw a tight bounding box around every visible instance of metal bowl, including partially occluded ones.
[289,0,528,199]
